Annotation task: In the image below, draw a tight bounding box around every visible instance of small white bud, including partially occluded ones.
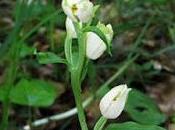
[97,22,114,43]
[99,84,131,119]
[86,32,107,60]
[106,24,114,43]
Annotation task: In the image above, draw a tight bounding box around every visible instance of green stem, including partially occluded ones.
[0,42,21,130]
[49,20,55,51]
[94,116,107,130]
[0,86,12,130]
[0,8,62,130]
[71,71,88,130]
[65,24,88,130]
[23,54,139,129]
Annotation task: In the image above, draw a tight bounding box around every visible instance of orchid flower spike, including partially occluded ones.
[99,84,131,119]
[62,0,94,23]
[86,23,113,60]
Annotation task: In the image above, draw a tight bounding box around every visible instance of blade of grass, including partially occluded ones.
[127,15,154,59]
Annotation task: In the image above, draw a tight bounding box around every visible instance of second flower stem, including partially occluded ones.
[94,116,107,130]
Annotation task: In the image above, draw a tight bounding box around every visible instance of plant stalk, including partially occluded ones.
[0,41,21,130]
[22,54,139,129]
[94,116,107,130]
[71,70,88,130]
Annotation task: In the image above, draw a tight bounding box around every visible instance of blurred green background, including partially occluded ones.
[0,0,175,130]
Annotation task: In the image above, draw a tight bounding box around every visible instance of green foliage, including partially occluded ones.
[0,79,57,107]
[146,0,167,4]
[94,116,107,130]
[125,90,166,125]
[105,122,166,130]
[10,79,57,107]
[20,44,36,58]
[36,52,67,64]
[0,0,174,129]
[169,25,175,43]
[64,34,73,66]
[0,86,8,102]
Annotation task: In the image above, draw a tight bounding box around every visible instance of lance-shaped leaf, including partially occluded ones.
[37,52,67,64]
[105,122,166,130]
[125,89,166,125]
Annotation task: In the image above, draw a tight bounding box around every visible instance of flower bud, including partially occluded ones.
[97,22,114,43]
[86,32,107,60]
[66,17,77,38]
[99,84,131,119]
[62,0,94,23]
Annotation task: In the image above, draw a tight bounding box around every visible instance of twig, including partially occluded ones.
[23,96,93,130]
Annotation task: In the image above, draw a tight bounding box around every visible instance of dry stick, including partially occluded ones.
[23,55,138,130]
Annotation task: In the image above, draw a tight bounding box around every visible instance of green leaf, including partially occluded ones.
[94,116,107,130]
[125,90,166,125]
[64,34,73,66]
[83,26,108,44]
[20,44,36,58]
[72,52,79,68]
[105,122,166,130]
[10,79,57,107]
[36,52,67,64]
[146,0,167,4]
[172,114,175,123]
[169,25,175,43]
[0,86,8,102]
[92,5,100,18]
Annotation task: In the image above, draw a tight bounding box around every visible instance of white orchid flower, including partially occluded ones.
[62,0,94,23]
[86,32,107,60]
[86,23,113,60]
[99,84,131,119]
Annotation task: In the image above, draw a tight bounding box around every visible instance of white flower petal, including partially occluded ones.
[86,32,107,60]
[99,84,131,119]
[66,17,77,38]
[62,0,77,22]
[68,0,81,5]
[62,0,94,23]
[77,1,94,23]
